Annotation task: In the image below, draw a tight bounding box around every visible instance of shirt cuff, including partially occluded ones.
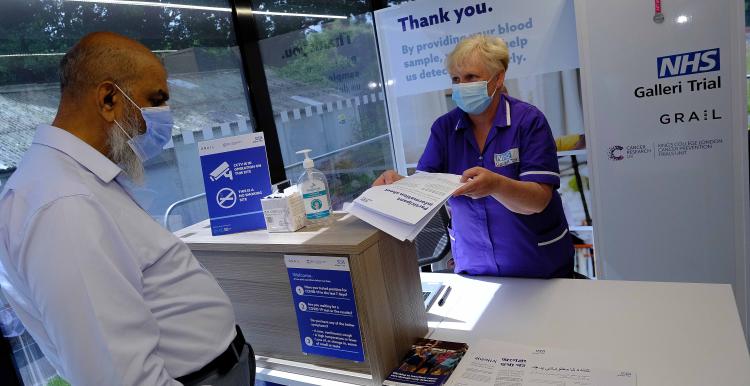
[519,170,560,187]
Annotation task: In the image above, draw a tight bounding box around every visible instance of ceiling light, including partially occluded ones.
[66,0,230,12]
[0,49,176,58]
[65,0,347,18]
[247,10,346,19]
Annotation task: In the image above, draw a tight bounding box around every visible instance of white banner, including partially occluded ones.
[374,0,579,97]
[575,0,749,337]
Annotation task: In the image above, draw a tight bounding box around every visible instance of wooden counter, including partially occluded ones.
[176,213,428,385]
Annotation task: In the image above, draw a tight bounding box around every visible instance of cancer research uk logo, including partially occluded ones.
[608,146,624,161]
[607,144,653,161]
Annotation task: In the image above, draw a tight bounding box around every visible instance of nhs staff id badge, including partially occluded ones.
[494,148,519,167]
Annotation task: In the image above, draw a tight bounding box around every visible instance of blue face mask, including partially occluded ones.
[451,74,499,115]
[113,83,174,162]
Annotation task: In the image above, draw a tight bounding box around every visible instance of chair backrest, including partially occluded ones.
[415,206,451,268]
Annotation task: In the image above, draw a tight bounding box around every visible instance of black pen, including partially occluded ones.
[438,286,452,306]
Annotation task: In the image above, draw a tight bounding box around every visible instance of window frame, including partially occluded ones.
[227,0,392,185]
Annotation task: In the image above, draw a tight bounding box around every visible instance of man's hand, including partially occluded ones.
[372,170,405,186]
[452,167,502,199]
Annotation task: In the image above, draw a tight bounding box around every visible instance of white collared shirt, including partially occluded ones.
[0,125,236,386]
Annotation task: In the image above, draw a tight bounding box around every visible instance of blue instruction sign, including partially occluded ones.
[284,255,365,362]
[199,133,272,236]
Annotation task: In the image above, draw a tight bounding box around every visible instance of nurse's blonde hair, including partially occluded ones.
[446,34,509,85]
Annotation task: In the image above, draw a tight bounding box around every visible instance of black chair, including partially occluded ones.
[415,206,452,272]
[0,336,21,386]
[413,207,590,278]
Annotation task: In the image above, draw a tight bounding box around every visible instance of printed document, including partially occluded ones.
[347,173,463,241]
[447,340,636,386]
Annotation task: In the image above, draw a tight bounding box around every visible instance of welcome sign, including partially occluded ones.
[284,255,365,362]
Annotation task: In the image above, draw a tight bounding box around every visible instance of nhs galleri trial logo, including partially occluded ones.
[657,48,719,78]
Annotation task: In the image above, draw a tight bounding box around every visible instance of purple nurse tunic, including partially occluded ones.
[417,94,574,278]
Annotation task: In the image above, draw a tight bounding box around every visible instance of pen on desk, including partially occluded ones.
[438,286,452,306]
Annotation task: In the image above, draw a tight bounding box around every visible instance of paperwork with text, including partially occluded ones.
[447,340,636,386]
[347,173,463,241]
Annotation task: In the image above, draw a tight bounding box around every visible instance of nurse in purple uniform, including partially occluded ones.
[374,35,574,278]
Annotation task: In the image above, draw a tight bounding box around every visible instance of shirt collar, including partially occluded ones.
[32,124,122,183]
[454,94,512,131]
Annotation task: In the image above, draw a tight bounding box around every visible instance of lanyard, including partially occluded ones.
[653,0,664,23]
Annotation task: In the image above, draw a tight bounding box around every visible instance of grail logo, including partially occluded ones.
[657,48,719,78]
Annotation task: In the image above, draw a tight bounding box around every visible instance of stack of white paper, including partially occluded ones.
[446,340,637,386]
[347,173,463,241]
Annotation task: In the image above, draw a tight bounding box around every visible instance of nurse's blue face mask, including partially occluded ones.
[112,83,174,162]
[451,73,500,115]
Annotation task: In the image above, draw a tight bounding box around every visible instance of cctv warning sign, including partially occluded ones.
[199,132,272,236]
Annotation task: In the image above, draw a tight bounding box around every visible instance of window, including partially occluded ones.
[247,0,396,209]
[0,0,252,383]
[0,0,253,230]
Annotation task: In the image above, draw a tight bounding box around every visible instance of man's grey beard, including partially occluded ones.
[108,103,145,184]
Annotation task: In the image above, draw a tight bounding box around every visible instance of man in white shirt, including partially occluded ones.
[0,32,253,385]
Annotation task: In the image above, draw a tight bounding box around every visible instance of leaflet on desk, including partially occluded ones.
[383,338,469,386]
[348,173,462,241]
[446,340,636,386]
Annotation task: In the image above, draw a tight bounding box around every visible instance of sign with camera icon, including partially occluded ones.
[199,133,272,236]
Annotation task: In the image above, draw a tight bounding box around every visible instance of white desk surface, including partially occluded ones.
[257,273,750,386]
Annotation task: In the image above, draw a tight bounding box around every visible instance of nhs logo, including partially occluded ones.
[657,48,720,78]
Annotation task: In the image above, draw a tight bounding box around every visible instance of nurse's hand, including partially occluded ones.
[373,170,405,186]
[453,167,501,199]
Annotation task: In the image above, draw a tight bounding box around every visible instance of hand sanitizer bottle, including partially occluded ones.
[296,149,332,225]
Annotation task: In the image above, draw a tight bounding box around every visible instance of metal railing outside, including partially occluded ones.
[282,133,390,170]
[163,193,206,229]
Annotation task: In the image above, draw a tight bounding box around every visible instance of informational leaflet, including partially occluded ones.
[348,173,463,241]
[284,255,365,362]
[384,338,469,386]
[447,340,636,386]
[198,133,272,236]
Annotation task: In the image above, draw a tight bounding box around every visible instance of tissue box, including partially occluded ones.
[261,187,305,232]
